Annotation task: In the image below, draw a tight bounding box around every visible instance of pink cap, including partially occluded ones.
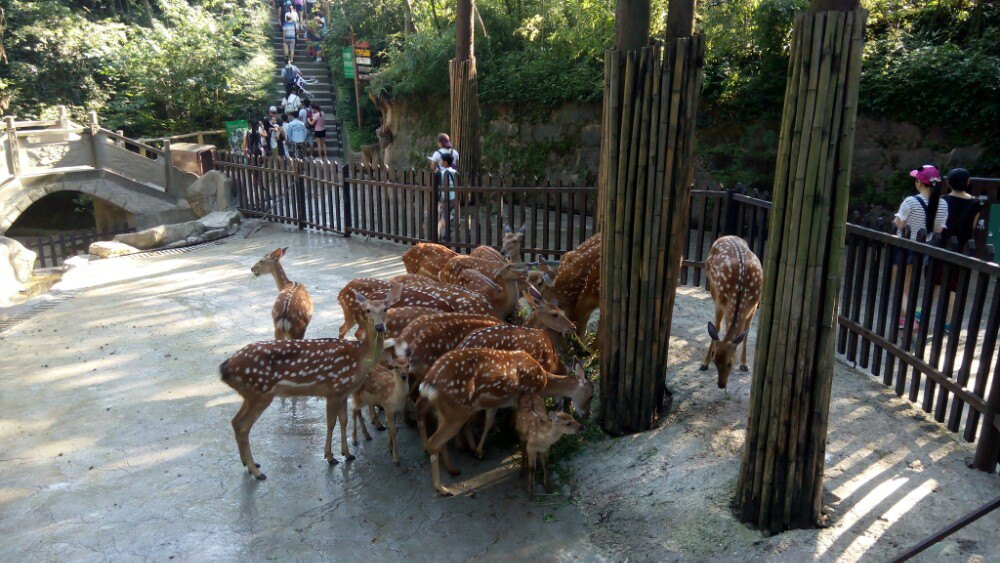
[909,165,941,185]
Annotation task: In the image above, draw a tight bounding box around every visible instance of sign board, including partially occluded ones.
[342,48,355,79]
[224,120,249,153]
[354,46,372,81]
[988,204,1000,251]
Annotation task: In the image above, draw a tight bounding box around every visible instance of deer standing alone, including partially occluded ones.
[515,394,581,498]
[219,286,401,480]
[417,348,592,495]
[252,247,313,340]
[701,235,763,389]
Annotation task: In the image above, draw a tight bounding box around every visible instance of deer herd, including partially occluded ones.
[223,224,763,497]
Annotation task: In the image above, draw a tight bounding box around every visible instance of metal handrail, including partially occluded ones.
[890,495,1000,562]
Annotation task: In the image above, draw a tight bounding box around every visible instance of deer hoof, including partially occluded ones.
[475,450,485,460]
[326,456,339,465]
[447,467,462,477]
[699,364,709,371]
[740,364,749,372]
[437,489,454,497]
[365,435,373,441]
[352,440,359,447]
[375,426,386,432]
[393,460,401,467]
[255,472,267,481]
[255,463,261,468]
[345,454,356,462]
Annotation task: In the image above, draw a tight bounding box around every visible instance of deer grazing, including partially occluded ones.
[470,224,527,263]
[529,233,601,338]
[402,242,457,279]
[252,247,313,340]
[700,236,763,389]
[417,349,592,495]
[337,279,454,338]
[351,353,409,465]
[439,257,525,320]
[522,287,577,357]
[515,394,581,498]
[219,285,402,479]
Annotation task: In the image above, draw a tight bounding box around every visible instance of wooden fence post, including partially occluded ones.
[972,367,1000,472]
[341,163,353,237]
[295,160,307,230]
[723,187,738,236]
[162,140,175,198]
[56,105,69,129]
[430,169,441,243]
[736,7,867,533]
[88,111,105,171]
[4,117,20,177]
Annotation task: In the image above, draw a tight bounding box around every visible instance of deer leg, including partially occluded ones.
[369,404,386,431]
[387,409,400,466]
[338,399,354,461]
[462,424,477,455]
[702,306,725,370]
[520,440,528,476]
[324,398,341,464]
[527,447,537,499]
[338,307,356,339]
[474,408,498,460]
[416,397,430,452]
[427,416,468,495]
[237,396,274,480]
[357,405,373,443]
[740,334,750,372]
[231,400,251,467]
[542,450,552,493]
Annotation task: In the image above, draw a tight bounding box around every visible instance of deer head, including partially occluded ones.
[355,283,402,339]
[501,224,528,261]
[523,288,575,334]
[566,360,593,417]
[547,411,583,435]
[251,247,288,277]
[707,321,749,389]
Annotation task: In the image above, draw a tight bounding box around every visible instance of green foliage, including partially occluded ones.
[1,0,272,136]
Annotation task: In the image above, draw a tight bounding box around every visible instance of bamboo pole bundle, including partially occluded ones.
[597,36,705,435]
[735,8,866,534]
[449,58,481,174]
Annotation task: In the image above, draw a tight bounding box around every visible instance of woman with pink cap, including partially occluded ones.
[893,164,949,327]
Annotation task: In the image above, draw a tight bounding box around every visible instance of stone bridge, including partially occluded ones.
[0,109,197,234]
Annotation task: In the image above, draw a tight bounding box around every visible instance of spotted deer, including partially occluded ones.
[387,274,495,317]
[470,223,528,263]
[337,279,452,338]
[351,353,409,465]
[402,242,458,278]
[439,256,525,320]
[384,306,443,338]
[700,236,763,389]
[515,393,581,498]
[522,287,577,357]
[252,247,313,340]
[219,285,402,480]
[417,349,592,495]
[530,233,601,338]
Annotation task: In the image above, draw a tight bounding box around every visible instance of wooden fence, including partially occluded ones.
[214,151,1000,471]
[23,224,134,268]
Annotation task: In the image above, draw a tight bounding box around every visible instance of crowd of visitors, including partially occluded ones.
[275,0,325,63]
[241,57,329,160]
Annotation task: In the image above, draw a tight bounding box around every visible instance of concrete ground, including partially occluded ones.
[1,223,998,561]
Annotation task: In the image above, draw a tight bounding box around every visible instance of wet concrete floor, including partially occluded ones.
[0,225,603,560]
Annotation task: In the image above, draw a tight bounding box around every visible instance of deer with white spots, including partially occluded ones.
[700,235,763,389]
[522,287,578,357]
[387,274,495,317]
[401,242,458,278]
[417,349,592,495]
[439,257,525,320]
[219,285,402,480]
[469,223,527,263]
[337,278,458,339]
[351,353,409,465]
[528,233,601,338]
[251,247,313,340]
[515,393,581,498]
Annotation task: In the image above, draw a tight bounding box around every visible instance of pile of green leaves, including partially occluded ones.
[1,0,272,136]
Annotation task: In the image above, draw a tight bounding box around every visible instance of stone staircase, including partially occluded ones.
[271,20,344,158]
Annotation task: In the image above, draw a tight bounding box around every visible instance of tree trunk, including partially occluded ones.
[614,0,650,51]
[456,0,474,61]
[735,7,867,535]
[404,0,417,35]
[666,0,696,40]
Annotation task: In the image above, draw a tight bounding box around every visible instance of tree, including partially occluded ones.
[449,0,481,173]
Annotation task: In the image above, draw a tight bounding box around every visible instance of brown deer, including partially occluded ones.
[440,257,525,320]
[384,306,442,338]
[219,285,402,480]
[515,393,581,498]
[700,235,763,389]
[402,242,457,278]
[531,234,601,338]
[252,247,313,340]
[522,287,577,357]
[337,279,452,338]
[469,223,527,263]
[387,274,495,317]
[351,353,409,465]
[417,349,592,495]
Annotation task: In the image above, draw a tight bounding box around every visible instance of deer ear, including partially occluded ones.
[353,290,368,305]
[518,223,528,236]
[733,328,751,345]
[707,322,720,342]
[537,261,551,273]
[386,284,403,307]
[463,269,503,293]
[504,224,513,235]
[527,285,543,303]
[278,247,288,257]
[573,360,585,381]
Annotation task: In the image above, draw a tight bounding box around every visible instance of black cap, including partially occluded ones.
[947,167,971,189]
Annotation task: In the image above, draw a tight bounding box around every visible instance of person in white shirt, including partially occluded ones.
[437,152,458,240]
[282,88,302,114]
[429,133,459,172]
[893,164,948,328]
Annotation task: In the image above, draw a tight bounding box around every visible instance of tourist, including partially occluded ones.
[429,133,459,172]
[437,152,458,240]
[893,164,948,328]
[305,0,316,17]
[306,14,325,62]
[273,114,288,158]
[309,105,327,158]
[286,113,309,159]
[244,118,264,157]
[282,87,303,115]
[298,99,314,156]
[280,114,292,156]
[282,11,298,61]
[942,168,983,252]
[282,59,300,97]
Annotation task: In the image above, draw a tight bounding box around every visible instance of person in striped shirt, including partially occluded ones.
[893,164,948,328]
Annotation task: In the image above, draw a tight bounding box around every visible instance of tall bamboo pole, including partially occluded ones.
[735,6,866,534]
[450,0,481,173]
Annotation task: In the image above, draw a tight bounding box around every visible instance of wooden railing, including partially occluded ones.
[138,129,226,148]
[24,223,135,268]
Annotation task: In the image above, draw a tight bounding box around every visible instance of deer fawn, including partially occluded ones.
[701,236,763,389]
[219,285,402,480]
[351,353,409,465]
[469,223,527,263]
[252,247,313,340]
[417,349,592,495]
[402,242,458,278]
[530,233,601,338]
[515,394,581,498]
[337,279,453,338]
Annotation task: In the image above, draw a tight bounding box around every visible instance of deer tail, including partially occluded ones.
[219,358,233,383]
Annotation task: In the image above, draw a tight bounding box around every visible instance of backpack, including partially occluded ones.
[288,120,308,143]
[283,65,297,85]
